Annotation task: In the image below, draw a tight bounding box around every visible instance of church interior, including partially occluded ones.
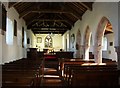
[0,1,120,88]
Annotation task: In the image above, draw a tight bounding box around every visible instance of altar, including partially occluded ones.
[27,48,74,60]
[44,53,57,61]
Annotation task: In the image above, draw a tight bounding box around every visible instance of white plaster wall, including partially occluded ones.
[35,34,63,51]
[0,4,2,65]
[69,27,78,57]
[0,33,2,64]
[68,2,118,61]
[81,2,117,46]
[52,34,63,51]
[102,33,117,61]
[27,30,36,48]
[2,3,27,64]
[63,30,70,51]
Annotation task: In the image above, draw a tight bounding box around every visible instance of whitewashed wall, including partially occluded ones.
[27,30,36,48]
[62,30,70,51]
[2,2,27,64]
[35,34,63,51]
[0,32,2,64]
[102,33,117,61]
[64,2,118,60]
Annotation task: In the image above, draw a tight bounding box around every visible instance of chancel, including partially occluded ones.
[0,1,120,88]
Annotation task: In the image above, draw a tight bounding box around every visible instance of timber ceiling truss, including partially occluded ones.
[9,2,93,34]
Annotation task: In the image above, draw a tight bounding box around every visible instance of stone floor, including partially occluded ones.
[40,60,65,88]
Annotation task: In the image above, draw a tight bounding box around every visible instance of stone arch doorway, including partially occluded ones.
[84,26,91,60]
[76,29,81,58]
[94,16,114,63]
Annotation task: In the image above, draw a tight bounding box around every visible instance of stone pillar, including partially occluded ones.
[84,45,90,60]
[80,45,84,58]
[94,45,102,63]
[75,50,80,58]
[115,46,120,85]
[115,46,120,69]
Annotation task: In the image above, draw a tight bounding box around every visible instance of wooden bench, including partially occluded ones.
[2,58,44,87]
[58,58,94,77]
[71,69,119,87]
[65,64,117,85]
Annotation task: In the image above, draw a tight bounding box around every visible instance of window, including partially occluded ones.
[45,35,52,48]
[1,3,6,35]
[14,20,17,36]
[22,27,24,48]
[24,30,27,48]
[37,37,42,43]
[102,37,107,51]
[6,18,13,45]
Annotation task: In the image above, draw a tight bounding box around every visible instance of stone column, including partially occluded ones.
[115,46,120,85]
[115,46,120,69]
[80,45,84,58]
[84,45,90,60]
[94,44,102,63]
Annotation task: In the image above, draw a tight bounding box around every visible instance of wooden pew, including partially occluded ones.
[2,77,34,88]
[2,58,44,88]
[65,63,117,85]
[59,58,118,85]
[71,69,119,87]
[58,58,94,77]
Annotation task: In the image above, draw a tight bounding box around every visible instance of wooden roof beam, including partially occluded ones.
[70,2,85,13]
[8,1,23,8]
[28,26,70,29]
[64,3,82,20]
[56,14,75,24]
[33,31,65,34]
[31,29,67,32]
[79,2,92,11]
[27,19,73,27]
[19,8,82,20]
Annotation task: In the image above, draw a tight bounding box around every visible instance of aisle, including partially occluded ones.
[40,61,65,88]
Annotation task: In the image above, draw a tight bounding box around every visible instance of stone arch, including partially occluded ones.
[83,26,91,60]
[76,29,81,58]
[94,16,111,63]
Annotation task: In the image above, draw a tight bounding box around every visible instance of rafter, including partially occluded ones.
[19,8,82,19]
[79,2,92,11]
[71,2,86,12]
[10,2,93,34]
[32,30,66,34]
[64,3,82,20]
[26,13,45,25]
[40,28,68,31]
[56,14,75,25]
[27,19,73,26]
[19,5,82,20]
[28,26,70,29]
[33,32,65,34]
[8,1,23,8]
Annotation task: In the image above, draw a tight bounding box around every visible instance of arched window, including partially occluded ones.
[6,18,13,45]
[45,35,52,48]
[102,36,107,51]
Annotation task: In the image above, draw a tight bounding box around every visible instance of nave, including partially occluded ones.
[2,55,120,88]
[1,1,120,88]
[2,57,66,88]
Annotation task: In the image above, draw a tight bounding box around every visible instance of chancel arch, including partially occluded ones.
[83,26,92,60]
[94,16,116,63]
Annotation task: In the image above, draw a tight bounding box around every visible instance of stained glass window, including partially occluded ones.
[45,35,52,48]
